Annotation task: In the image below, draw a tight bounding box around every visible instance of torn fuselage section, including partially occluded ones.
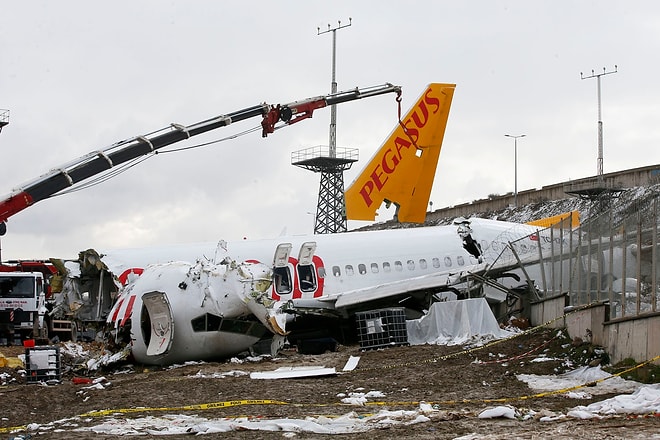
[49,249,121,327]
[454,218,483,262]
[106,257,278,365]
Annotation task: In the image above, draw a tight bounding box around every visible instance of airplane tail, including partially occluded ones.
[345,83,455,223]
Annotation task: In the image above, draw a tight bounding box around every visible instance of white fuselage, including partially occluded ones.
[101,218,546,365]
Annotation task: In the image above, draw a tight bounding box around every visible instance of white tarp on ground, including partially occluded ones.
[406,298,512,345]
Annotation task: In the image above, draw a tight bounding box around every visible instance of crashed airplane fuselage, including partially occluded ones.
[52,218,559,365]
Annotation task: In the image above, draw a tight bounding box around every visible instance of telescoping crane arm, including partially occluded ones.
[0,83,401,235]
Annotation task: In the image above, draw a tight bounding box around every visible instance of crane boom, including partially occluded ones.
[0,83,401,234]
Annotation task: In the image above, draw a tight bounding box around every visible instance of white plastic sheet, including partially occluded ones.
[406,298,511,345]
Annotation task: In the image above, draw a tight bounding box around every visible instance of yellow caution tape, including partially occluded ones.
[80,399,289,417]
[0,425,27,434]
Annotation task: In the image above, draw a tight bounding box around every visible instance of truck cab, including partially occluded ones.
[0,271,45,342]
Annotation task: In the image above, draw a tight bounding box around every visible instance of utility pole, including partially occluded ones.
[581,66,617,180]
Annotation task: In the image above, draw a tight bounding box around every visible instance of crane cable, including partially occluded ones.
[50,89,403,198]
[50,125,263,198]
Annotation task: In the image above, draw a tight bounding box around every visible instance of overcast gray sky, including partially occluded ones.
[1,1,659,260]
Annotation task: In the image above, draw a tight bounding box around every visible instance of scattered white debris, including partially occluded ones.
[230,355,268,364]
[189,370,249,379]
[342,355,360,371]
[167,360,203,370]
[530,355,560,363]
[339,390,386,406]
[61,341,89,358]
[85,346,130,371]
[250,366,336,379]
[478,405,517,419]
[81,377,111,390]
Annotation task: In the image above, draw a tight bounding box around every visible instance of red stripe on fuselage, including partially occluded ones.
[120,295,136,327]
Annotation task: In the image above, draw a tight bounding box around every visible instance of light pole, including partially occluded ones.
[505,134,525,207]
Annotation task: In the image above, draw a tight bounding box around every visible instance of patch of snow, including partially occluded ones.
[568,384,660,418]
[517,365,641,396]
[71,403,437,435]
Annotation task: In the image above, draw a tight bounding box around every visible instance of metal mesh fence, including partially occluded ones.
[524,187,659,319]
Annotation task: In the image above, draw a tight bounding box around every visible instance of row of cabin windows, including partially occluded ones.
[271,252,475,294]
[331,255,466,278]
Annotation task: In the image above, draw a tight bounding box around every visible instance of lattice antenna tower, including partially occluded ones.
[292,18,355,234]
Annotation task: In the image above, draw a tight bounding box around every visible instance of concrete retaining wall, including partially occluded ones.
[426,164,660,223]
[530,294,567,329]
[530,298,660,365]
[604,315,660,366]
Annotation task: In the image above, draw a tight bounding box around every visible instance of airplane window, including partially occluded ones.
[318,267,326,278]
[273,266,292,294]
[394,261,403,271]
[407,260,415,270]
[432,257,440,268]
[371,263,379,273]
[382,262,391,272]
[297,264,316,292]
[345,265,355,276]
[358,264,367,275]
[457,255,465,266]
[444,256,452,267]
[332,266,341,277]
[419,259,427,270]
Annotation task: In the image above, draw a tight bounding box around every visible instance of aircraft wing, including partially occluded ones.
[316,263,487,309]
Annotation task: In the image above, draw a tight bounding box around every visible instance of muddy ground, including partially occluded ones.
[1,327,659,439]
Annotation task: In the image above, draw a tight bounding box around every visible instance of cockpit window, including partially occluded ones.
[191,313,223,332]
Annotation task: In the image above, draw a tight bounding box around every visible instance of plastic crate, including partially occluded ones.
[25,346,61,383]
[355,308,409,350]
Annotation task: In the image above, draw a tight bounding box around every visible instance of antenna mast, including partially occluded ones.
[318,18,352,158]
[581,66,617,180]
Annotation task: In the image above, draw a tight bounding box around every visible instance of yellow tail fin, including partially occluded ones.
[345,83,455,223]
